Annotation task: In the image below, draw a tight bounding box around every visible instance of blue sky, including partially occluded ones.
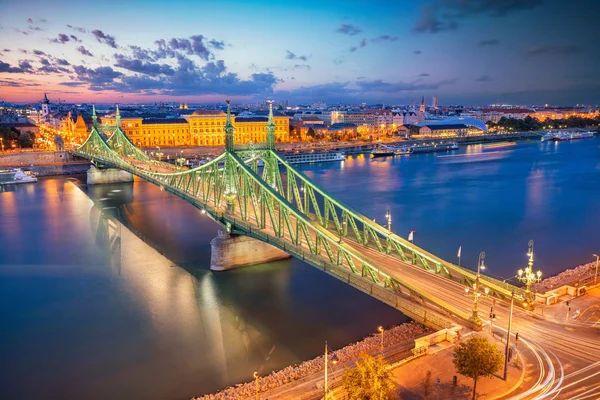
[0,0,598,105]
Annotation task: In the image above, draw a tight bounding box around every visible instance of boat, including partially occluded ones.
[282,151,346,164]
[0,168,38,185]
[542,130,595,142]
[482,141,516,149]
[410,142,459,154]
[394,147,412,155]
[370,145,395,158]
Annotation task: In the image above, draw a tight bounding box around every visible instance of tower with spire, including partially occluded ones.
[418,95,426,123]
[225,100,235,152]
[41,93,50,117]
[266,101,276,150]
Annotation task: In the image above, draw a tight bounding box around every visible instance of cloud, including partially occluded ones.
[0,78,41,87]
[350,39,367,52]
[333,58,344,65]
[33,49,46,56]
[27,18,33,24]
[478,39,500,47]
[355,78,458,93]
[18,60,34,72]
[3,48,10,52]
[336,23,362,36]
[474,75,492,82]
[39,58,50,66]
[526,45,581,56]
[292,64,311,71]
[153,35,212,60]
[91,29,118,48]
[0,60,25,73]
[59,81,87,87]
[70,34,81,42]
[414,0,542,33]
[414,50,422,55]
[208,39,225,50]
[285,50,308,61]
[77,46,94,57]
[372,35,398,42]
[114,53,175,76]
[72,65,123,89]
[67,24,86,33]
[38,65,69,74]
[55,58,70,66]
[420,73,430,77]
[50,33,70,44]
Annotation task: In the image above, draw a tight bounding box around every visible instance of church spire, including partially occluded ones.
[266,101,275,150]
[115,104,121,127]
[225,100,235,152]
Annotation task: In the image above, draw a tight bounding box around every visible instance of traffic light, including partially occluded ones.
[566,301,569,307]
[515,333,519,343]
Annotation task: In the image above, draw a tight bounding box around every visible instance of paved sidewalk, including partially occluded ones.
[533,286,600,326]
[390,331,533,399]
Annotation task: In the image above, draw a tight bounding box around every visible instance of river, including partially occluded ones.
[0,138,598,399]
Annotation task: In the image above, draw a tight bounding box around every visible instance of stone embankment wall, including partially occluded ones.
[0,151,90,176]
[533,260,599,293]
[192,322,432,400]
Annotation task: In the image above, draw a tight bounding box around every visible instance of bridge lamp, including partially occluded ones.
[378,326,384,350]
[253,372,259,400]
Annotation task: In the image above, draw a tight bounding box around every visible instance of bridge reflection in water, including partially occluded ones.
[75,102,528,330]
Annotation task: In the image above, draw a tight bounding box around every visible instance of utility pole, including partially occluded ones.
[503,292,514,381]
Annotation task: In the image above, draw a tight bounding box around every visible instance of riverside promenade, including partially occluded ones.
[191,322,432,400]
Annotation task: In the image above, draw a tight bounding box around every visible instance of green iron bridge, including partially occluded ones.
[73,102,528,331]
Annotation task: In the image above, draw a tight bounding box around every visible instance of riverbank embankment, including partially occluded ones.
[0,151,90,176]
[192,322,431,400]
[533,259,599,293]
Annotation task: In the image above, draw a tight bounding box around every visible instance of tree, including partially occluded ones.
[17,131,35,148]
[342,352,396,400]
[306,127,315,139]
[452,336,503,400]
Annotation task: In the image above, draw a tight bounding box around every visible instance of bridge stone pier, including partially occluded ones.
[210,230,291,271]
[87,165,133,185]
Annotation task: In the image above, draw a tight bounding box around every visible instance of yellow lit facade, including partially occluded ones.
[102,110,289,147]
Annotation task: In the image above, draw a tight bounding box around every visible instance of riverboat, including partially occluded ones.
[370,145,395,158]
[0,168,38,185]
[410,142,459,154]
[541,130,595,142]
[282,151,346,164]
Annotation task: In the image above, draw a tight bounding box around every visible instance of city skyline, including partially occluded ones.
[1,0,599,105]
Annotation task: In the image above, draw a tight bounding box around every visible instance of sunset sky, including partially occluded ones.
[1,0,599,105]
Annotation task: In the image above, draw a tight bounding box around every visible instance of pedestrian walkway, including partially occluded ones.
[534,287,600,326]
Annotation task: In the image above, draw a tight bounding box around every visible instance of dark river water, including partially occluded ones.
[1,138,599,399]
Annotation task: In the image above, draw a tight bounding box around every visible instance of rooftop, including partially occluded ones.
[142,118,188,125]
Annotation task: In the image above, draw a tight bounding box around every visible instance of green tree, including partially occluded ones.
[452,336,503,400]
[342,352,396,400]
[17,131,35,148]
[306,127,315,138]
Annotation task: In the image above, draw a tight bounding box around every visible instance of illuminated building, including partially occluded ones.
[102,108,290,147]
[413,117,487,138]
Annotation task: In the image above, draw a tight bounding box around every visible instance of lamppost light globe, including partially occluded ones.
[253,371,259,379]
[472,283,477,290]
[480,264,486,270]
[378,326,383,332]
[484,287,489,295]
[464,287,469,293]
[518,269,523,277]
[536,270,542,278]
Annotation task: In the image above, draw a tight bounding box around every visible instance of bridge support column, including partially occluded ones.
[87,165,133,185]
[210,230,291,271]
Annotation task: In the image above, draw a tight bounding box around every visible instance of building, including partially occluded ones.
[102,108,290,147]
[479,108,534,123]
[432,96,439,110]
[413,117,487,138]
[41,93,50,117]
[289,116,327,140]
[328,122,358,138]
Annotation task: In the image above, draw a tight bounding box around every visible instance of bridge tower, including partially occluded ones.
[91,104,98,128]
[266,101,275,150]
[115,104,121,128]
[224,100,237,216]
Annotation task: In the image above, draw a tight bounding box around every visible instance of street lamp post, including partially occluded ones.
[465,252,489,327]
[517,240,542,304]
[385,207,392,232]
[324,341,339,400]
[593,254,599,286]
[378,326,384,350]
[503,292,515,381]
[253,372,259,400]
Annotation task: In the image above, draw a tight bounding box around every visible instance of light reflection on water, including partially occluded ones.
[0,177,406,400]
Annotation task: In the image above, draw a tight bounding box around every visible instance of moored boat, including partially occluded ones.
[0,168,38,185]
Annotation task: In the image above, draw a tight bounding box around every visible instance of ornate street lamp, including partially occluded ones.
[465,251,489,327]
[324,342,339,400]
[517,240,542,300]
